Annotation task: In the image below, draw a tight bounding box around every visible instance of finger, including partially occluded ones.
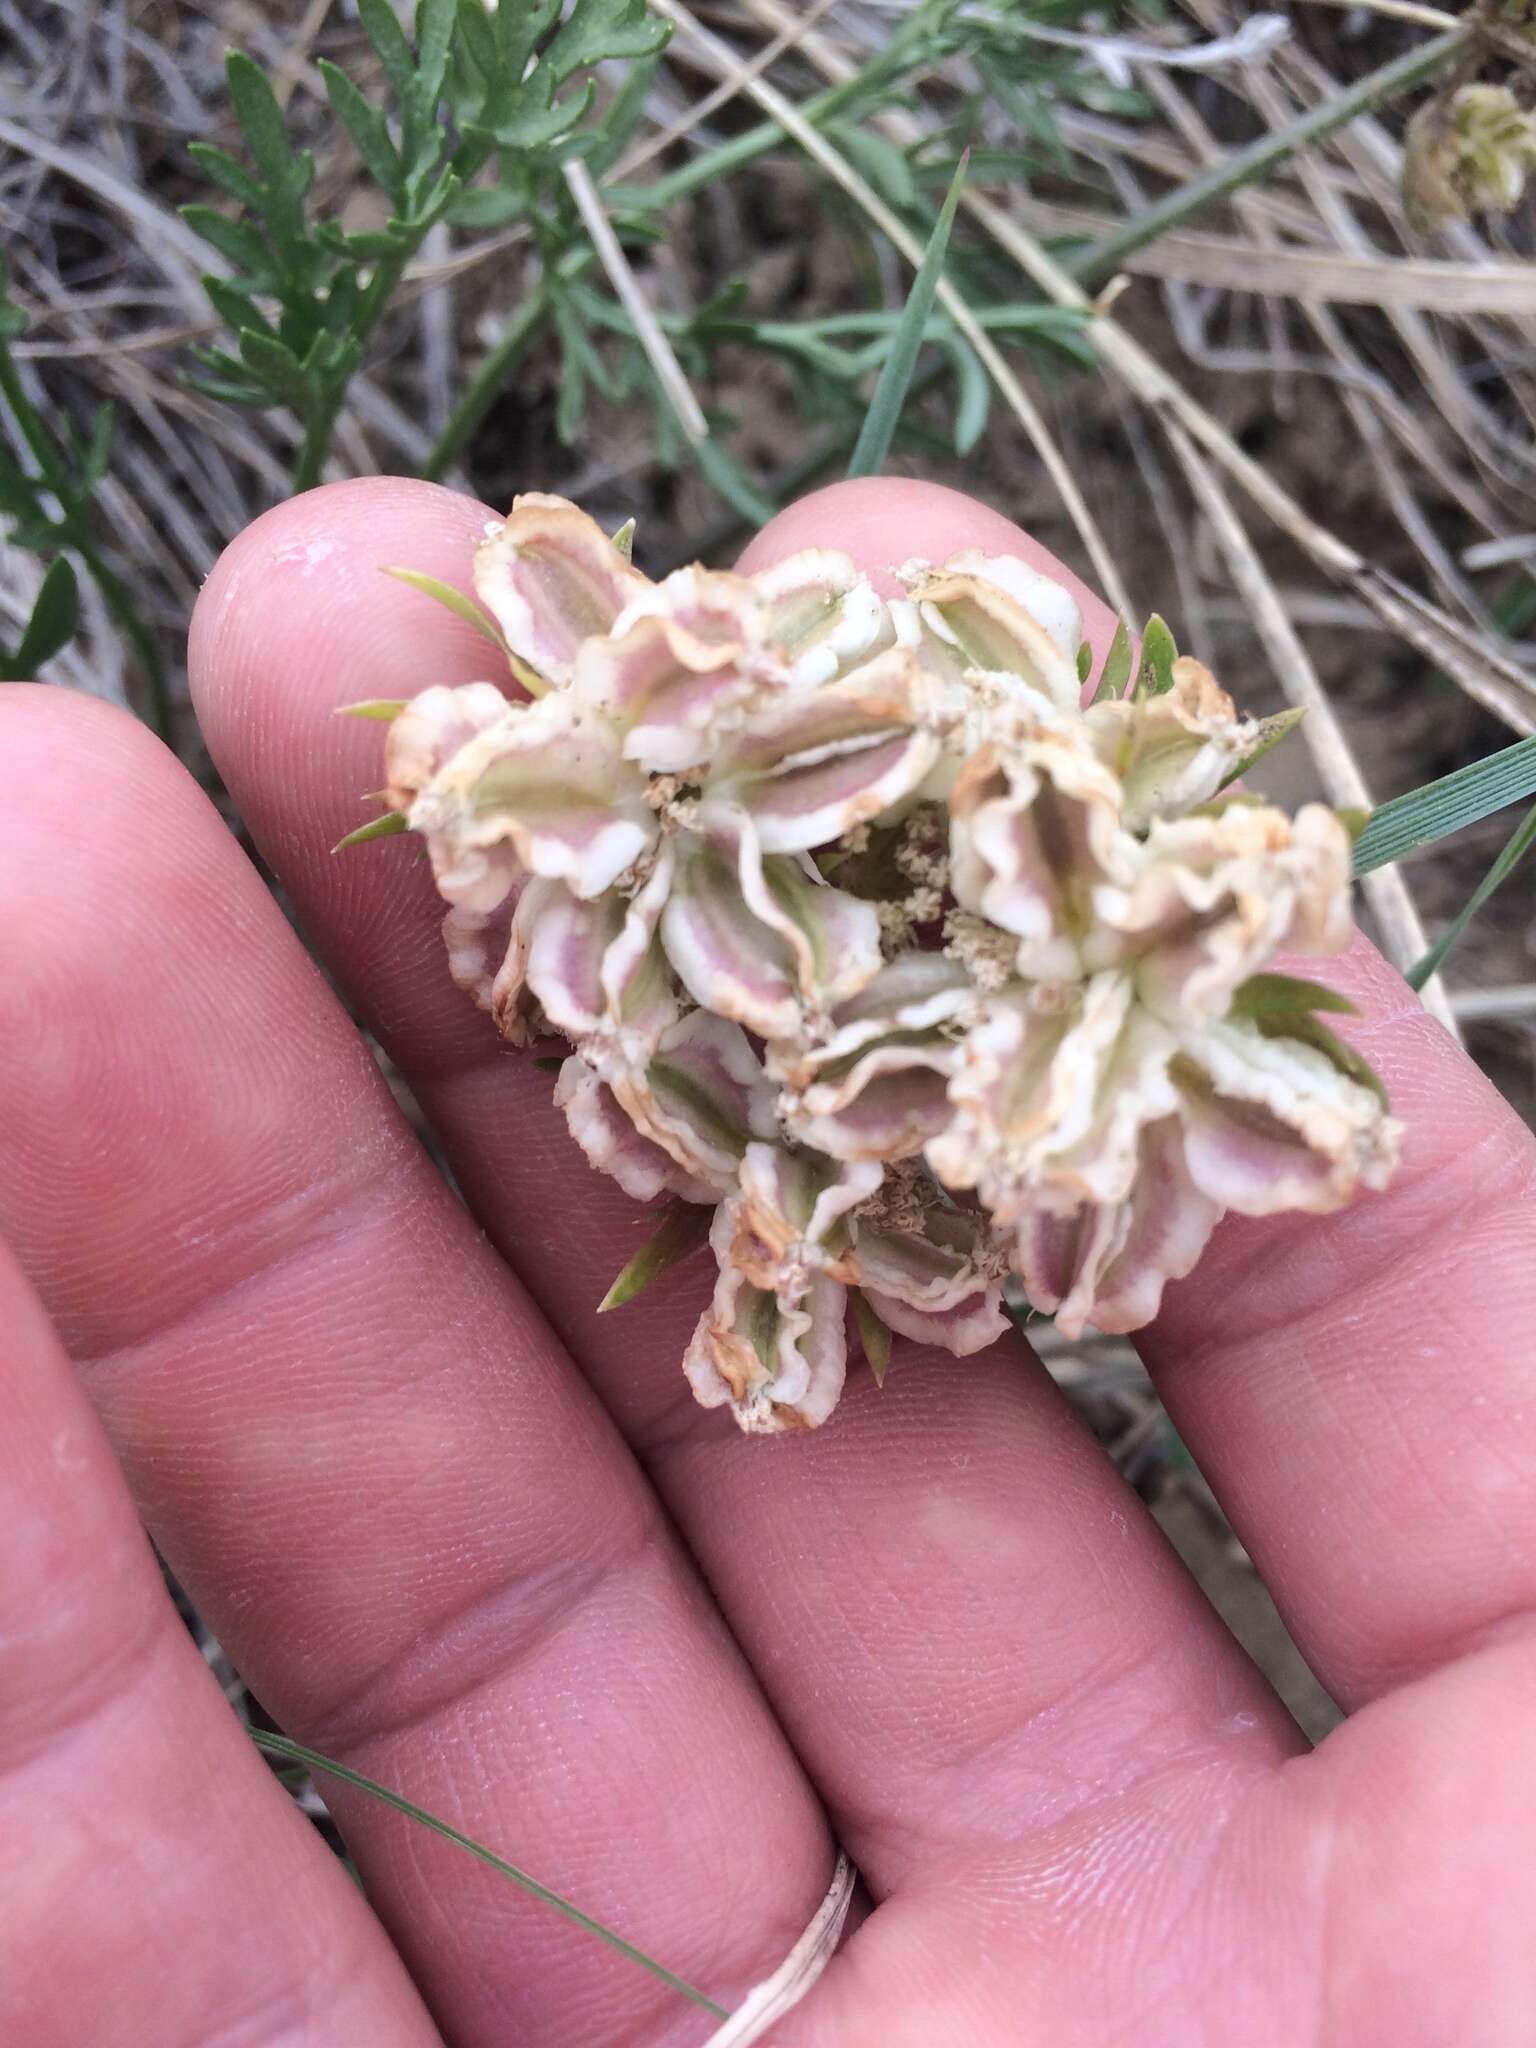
[767,492,1536,1710]
[0,683,831,2044]
[192,478,1303,1907]
[1140,933,1536,1706]
[0,1236,443,2048]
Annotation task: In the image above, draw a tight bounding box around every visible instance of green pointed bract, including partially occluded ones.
[337,697,411,720]
[1133,613,1179,700]
[610,517,637,561]
[1219,705,1306,790]
[1251,1008,1390,1110]
[332,809,409,853]
[1230,972,1358,1021]
[1098,616,1133,700]
[598,1201,713,1313]
[853,1290,894,1387]
[383,565,509,650]
[1232,973,1387,1109]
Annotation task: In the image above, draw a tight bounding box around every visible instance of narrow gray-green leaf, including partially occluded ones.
[357,0,416,105]
[238,330,316,408]
[1407,797,1536,992]
[598,1201,712,1313]
[249,1730,727,2019]
[1352,734,1536,876]
[846,151,968,481]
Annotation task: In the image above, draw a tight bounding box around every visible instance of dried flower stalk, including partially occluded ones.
[365,496,1400,1433]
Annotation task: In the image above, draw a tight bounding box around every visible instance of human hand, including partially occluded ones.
[2,478,1533,2046]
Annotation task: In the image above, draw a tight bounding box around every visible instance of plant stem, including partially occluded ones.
[292,247,415,492]
[421,288,550,482]
[292,395,344,494]
[1069,28,1466,289]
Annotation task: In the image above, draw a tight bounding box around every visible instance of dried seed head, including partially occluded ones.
[368,496,1399,1431]
[1403,84,1536,229]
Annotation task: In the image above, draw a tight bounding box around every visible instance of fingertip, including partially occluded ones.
[736,476,1120,658]
[189,476,499,758]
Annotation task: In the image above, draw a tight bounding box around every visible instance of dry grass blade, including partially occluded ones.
[1163,420,1457,1034]
[700,1854,854,2047]
[1069,240,1536,317]
[563,156,709,442]
[943,197,1536,736]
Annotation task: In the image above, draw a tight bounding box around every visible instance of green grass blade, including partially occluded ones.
[1352,736,1536,876]
[846,152,968,481]
[1407,798,1536,992]
[249,1730,729,2019]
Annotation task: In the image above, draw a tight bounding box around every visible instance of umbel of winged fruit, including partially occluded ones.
[363,494,1400,1433]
